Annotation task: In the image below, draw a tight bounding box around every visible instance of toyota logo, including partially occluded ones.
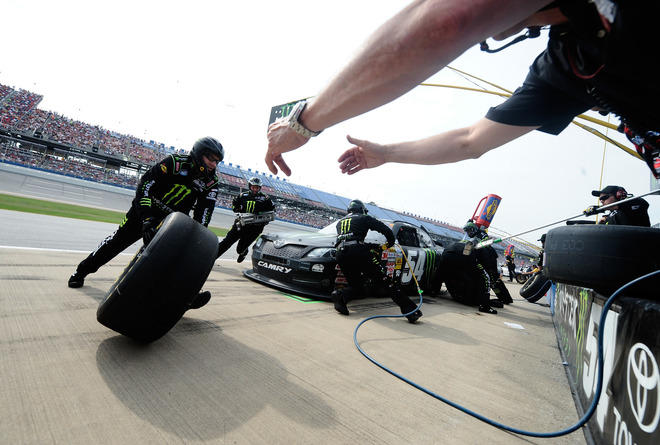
[627,343,660,433]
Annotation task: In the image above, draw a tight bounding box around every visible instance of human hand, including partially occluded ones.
[583,205,600,216]
[266,118,311,176]
[142,217,158,245]
[337,135,387,175]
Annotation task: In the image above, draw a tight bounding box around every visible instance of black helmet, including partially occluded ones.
[191,136,224,174]
[248,177,262,191]
[463,220,479,238]
[347,199,367,215]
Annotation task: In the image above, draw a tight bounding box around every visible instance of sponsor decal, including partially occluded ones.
[160,164,168,173]
[311,264,324,273]
[627,343,660,433]
[180,169,188,176]
[258,260,292,274]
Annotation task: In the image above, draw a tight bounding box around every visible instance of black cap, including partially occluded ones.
[538,234,546,242]
[591,185,626,197]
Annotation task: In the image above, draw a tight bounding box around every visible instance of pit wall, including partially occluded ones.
[551,283,660,444]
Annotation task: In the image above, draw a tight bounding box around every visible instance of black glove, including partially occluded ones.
[142,217,157,245]
[583,205,600,216]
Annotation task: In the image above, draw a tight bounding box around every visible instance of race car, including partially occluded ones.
[243,219,445,301]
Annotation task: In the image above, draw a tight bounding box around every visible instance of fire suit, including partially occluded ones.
[75,153,220,276]
[333,212,418,315]
[216,190,275,258]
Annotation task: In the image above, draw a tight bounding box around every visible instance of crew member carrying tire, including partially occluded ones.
[68,136,224,310]
[217,176,275,263]
[331,199,422,323]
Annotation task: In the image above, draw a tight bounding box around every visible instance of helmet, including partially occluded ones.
[248,177,263,191]
[191,136,224,173]
[463,220,479,238]
[347,199,367,215]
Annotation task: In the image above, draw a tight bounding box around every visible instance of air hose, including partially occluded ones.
[353,244,660,438]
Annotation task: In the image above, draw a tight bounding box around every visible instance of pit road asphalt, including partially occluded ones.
[0,165,587,444]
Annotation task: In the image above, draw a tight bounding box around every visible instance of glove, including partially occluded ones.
[583,205,600,216]
[142,217,157,245]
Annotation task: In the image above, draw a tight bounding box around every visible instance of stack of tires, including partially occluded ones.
[543,225,660,297]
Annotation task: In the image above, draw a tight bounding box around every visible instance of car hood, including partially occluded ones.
[261,229,388,247]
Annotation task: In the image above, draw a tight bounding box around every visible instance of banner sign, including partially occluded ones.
[553,284,660,444]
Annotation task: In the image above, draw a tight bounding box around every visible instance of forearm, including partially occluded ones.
[382,118,537,166]
[298,0,551,133]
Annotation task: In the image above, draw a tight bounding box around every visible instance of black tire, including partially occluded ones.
[515,273,528,284]
[544,225,660,296]
[519,272,552,303]
[444,267,480,306]
[97,212,218,343]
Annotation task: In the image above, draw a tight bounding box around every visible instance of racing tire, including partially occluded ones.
[444,267,480,306]
[519,272,552,303]
[97,212,218,343]
[515,273,529,284]
[544,225,660,296]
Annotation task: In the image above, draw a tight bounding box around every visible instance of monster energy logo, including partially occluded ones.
[339,218,351,234]
[162,184,191,206]
[246,200,256,213]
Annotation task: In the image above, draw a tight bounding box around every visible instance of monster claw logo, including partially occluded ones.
[246,201,256,213]
[340,218,351,234]
[162,184,191,206]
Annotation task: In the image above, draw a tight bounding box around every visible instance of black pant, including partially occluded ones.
[335,244,418,314]
[507,263,515,281]
[217,223,264,257]
[76,207,144,275]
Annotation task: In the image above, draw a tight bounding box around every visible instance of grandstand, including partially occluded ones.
[0,82,539,262]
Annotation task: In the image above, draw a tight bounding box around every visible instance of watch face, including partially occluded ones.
[289,101,305,122]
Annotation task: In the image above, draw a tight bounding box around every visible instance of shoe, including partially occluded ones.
[189,291,211,309]
[406,310,422,324]
[331,290,349,315]
[479,305,497,314]
[489,299,504,308]
[68,271,86,288]
[237,249,249,263]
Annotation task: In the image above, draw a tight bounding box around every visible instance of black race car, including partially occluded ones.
[243,219,445,301]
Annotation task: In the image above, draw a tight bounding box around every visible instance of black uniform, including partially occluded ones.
[74,154,220,277]
[599,197,651,227]
[217,190,275,258]
[333,212,419,318]
[485,0,660,177]
[473,231,513,305]
[505,255,516,282]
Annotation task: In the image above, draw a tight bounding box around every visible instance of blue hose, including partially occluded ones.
[353,269,660,438]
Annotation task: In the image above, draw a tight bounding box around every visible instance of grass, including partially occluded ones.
[0,193,229,237]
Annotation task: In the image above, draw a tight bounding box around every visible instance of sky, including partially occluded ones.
[2,0,658,246]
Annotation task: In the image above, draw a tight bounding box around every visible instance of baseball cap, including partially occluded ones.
[538,234,546,242]
[591,185,626,197]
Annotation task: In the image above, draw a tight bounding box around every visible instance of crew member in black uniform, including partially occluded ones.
[505,249,516,282]
[331,199,422,323]
[217,177,275,263]
[537,233,546,271]
[464,220,513,308]
[586,185,651,227]
[68,136,224,308]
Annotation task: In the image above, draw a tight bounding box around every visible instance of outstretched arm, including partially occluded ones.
[338,118,538,174]
[265,0,554,175]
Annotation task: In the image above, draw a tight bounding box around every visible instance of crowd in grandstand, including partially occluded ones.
[0,82,469,234]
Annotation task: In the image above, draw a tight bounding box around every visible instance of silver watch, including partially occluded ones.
[287,100,322,138]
